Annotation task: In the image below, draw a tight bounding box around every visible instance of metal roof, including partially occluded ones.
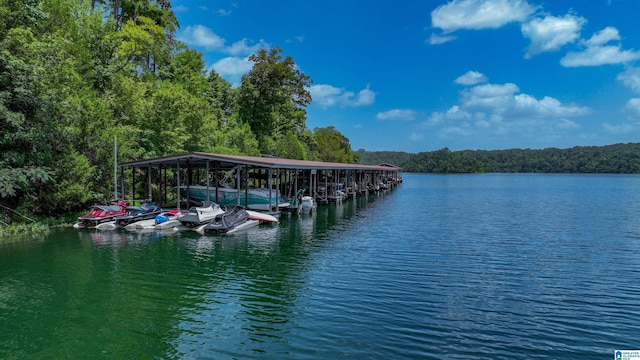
[119,152,401,171]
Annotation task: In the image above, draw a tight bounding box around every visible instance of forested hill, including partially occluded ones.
[357,143,640,174]
[355,150,414,168]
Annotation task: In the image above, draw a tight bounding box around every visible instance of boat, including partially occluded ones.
[281,188,306,214]
[300,196,316,213]
[153,210,184,230]
[178,201,224,228]
[179,185,290,211]
[74,200,129,228]
[245,210,279,223]
[114,200,162,227]
[154,209,182,226]
[201,205,259,235]
[129,209,182,230]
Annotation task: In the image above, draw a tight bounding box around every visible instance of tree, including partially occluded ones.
[313,126,356,163]
[205,70,236,122]
[237,46,312,153]
[0,3,55,214]
[92,0,179,33]
[274,131,307,160]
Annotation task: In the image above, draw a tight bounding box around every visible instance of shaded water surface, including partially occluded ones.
[2,173,640,359]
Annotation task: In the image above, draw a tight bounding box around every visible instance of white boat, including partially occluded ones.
[194,218,261,235]
[179,201,224,228]
[155,219,183,230]
[179,185,290,211]
[129,210,183,231]
[246,210,278,223]
[127,218,157,230]
[95,221,118,230]
[300,196,316,213]
[226,219,260,234]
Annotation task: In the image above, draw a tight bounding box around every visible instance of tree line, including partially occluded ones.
[0,0,357,221]
[357,143,640,174]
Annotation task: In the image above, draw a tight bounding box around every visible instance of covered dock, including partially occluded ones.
[118,152,402,213]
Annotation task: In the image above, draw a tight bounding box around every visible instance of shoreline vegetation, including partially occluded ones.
[357,142,640,174]
[3,141,640,243]
[0,210,82,242]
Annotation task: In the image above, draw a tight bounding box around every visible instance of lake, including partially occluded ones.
[1,173,639,359]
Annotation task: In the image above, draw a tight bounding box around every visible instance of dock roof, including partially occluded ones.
[119,152,401,171]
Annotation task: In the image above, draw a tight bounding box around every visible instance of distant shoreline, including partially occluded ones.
[357,142,640,174]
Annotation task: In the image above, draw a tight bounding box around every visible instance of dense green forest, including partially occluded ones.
[0,0,358,222]
[357,143,640,174]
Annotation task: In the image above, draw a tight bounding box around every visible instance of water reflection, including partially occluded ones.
[1,191,389,359]
[76,228,182,247]
[166,201,376,357]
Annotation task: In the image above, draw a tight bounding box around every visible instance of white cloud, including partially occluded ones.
[376,109,417,121]
[625,98,640,117]
[310,84,376,108]
[510,94,591,118]
[422,79,591,141]
[603,122,636,134]
[286,35,305,44]
[618,68,640,93]
[556,118,580,130]
[226,38,271,56]
[461,83,591,118]
[440,125,473,138]
[446,105,473,120]
[428,33,457,45]
[560,27,640,67]
[211,57,252,80]
[461,83,520,109]
[309,84,342,107]
[561,45,640,67]
[353,86,376,106]
[409,132,424,141]
[585,26,620,47]
[178,25,270,56]
[420,105,472,128]
[521,14,585,57]
[475,119,491,128]
[422,112,445,128]
[178,25,225,50]
[431,0,537,32]
[455,71,488,85]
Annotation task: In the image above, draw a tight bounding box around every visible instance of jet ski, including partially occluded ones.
[114,199,162,227]
[74,200,129,228]
[202,205,259,235]
[179,201,224,228]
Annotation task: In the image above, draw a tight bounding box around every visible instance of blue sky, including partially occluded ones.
[173,0,640,153]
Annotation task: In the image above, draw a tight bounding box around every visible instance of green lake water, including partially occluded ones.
[2,173,640,359]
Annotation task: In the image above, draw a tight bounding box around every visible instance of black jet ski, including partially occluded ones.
[203,205,258,234]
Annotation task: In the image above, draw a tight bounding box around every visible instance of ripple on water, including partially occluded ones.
[4,175,640,359]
